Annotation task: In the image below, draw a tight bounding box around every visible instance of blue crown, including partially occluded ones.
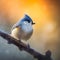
[21,14,32,23]
[24,14,32,20]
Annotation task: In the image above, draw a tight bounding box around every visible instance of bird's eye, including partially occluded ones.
[26,20,30,23]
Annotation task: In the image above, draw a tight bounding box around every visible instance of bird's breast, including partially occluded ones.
[21,24,33,40]
[22,23,33,33]
[11,24,33,40]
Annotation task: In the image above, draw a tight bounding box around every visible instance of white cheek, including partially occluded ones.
[24,21,28,24]
[22,23,33,33]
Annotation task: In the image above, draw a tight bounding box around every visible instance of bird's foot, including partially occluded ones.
[27,44,30,48]
[18,40,24,51]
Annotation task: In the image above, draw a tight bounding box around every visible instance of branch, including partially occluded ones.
[0,31,52,60]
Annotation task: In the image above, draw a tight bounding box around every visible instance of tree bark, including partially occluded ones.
[0,31,52,60]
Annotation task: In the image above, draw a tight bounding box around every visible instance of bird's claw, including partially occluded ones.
[27,44,30,48]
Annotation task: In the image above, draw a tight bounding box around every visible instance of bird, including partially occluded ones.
[10,14,35,47]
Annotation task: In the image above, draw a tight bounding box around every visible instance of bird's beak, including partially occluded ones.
[32,22,35,25]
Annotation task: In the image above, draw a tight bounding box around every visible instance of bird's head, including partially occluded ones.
[21,14,35,25]
[12,14,35,30]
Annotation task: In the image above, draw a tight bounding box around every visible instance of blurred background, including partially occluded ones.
[0,0,59,60]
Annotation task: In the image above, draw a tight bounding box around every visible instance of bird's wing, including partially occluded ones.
[11,20,22,31]
[11,26,21,40]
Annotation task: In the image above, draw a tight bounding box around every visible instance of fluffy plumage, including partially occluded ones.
[11,14,34,42]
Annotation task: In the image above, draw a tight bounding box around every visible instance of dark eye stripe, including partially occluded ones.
[25,19,30,23]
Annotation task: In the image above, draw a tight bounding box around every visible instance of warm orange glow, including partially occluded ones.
[0,0,52,23]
